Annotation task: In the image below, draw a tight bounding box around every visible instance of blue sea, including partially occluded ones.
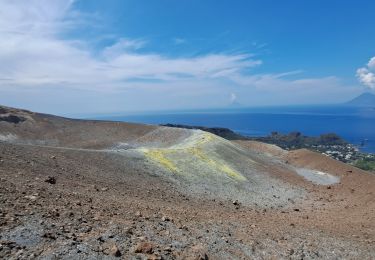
[95,105,375,153]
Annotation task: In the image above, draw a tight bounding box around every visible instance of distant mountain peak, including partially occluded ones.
[345,92,375,107]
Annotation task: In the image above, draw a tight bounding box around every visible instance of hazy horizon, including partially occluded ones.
[0,0,375,115]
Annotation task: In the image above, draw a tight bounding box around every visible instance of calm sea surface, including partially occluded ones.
[95,106,375,153]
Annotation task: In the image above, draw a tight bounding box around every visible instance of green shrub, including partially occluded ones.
[354,158,375,171]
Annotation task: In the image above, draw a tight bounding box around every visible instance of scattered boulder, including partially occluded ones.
[232,200,241,209]
[134,242,154,254]
[0,115,25,124]
[161,216,171,222]
[0,107,7,114]
[42,232,56,240]
[24,195,37,201]
[44,176,56,185]
[103,243,121,257]
[190,244,209,260]
[109,244,121,257]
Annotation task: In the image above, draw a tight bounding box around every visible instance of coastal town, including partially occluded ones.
[249,131,375,172]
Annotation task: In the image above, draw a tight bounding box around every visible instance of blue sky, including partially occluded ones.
[0,0,374,115]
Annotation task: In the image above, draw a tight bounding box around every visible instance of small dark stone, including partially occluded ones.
[232,200,239,206]
[0,115,25,124]
[44,176,56,184]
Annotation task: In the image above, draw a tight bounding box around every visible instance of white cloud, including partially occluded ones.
[0,0,74,36]
[0,0,361,114]
[173,38,186,45]
[0,0,261,90]
[102,38,146,58]
[356,56,375,89]
[368,57,375,69]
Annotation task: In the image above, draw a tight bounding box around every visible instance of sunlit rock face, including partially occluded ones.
[133,128,304,207]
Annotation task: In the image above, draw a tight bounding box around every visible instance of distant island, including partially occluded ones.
[345,92,375,107]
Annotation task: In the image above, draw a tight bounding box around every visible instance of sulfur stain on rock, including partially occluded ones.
[142,149,179,173]
[188,146,246,181]
[139,131,247,181]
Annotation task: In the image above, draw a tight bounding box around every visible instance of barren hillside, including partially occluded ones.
[0,105,374,259]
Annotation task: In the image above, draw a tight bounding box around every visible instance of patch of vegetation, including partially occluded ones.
[252,132,347,149]
[354,157,375,171]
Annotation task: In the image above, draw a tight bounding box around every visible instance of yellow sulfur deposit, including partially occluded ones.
[142,149,179,173]
[139,131,247,181]
[187,146,246,181]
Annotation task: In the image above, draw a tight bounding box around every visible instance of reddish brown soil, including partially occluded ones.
[0,106,374,259]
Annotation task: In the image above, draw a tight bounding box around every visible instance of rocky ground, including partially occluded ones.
[0,106,374,259]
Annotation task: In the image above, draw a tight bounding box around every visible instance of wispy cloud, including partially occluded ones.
[102,38,147,57]
[0,0,75,36]
[0,0,261,90]
[0,0,361,114]
[173,38,186,45]
[357,57,375,89]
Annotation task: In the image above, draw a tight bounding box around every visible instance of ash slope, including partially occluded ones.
[1,105,374,259]
[0,105,302,207]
